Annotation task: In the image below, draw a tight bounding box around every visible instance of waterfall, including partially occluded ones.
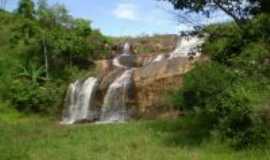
[61,42,135,125]
[112,42,135,68]
[100,69,134,123]
[100,42,135,123]
[138,35,204,66]
[123,42,130,54]
[60,37,205,125]
[153,54,166,62]
[169,35,204,59]
[61,77,99,124]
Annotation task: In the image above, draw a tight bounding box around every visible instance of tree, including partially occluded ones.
[251,0,270,15]
[162,0,270,26]
[17,0,35,19]
[13,0,110,77]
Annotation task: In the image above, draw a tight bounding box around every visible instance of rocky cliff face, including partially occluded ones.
[132,57,194,117]
[96,56,198,118]
[62,38,206,124]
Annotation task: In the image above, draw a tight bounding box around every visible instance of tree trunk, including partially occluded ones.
[212,0,244,28]
[43,38,49,79]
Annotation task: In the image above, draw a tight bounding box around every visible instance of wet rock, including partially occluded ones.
[99,68,125,91]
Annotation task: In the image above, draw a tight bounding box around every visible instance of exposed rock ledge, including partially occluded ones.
[132,57,193,117]
[96,56,202,119]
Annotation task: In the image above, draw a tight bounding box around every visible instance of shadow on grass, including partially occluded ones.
[143,116,211,148]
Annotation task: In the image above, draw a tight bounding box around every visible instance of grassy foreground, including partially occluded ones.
[0,114,270,160]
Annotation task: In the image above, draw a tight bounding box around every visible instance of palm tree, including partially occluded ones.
[17,64,47,84]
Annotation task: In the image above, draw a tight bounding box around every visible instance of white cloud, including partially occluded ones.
[113,3,139,21]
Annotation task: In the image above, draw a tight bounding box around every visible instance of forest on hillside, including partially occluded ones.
[0,0,112,115]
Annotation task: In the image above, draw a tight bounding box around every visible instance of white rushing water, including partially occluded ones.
[60,36,205,125]
[113,42,135,68]
[61,77,99,124]
[123,42,131,54]
[100,69,134,123]
[140,35,204,66]
[153,54,166,62]
[169,35,204,59]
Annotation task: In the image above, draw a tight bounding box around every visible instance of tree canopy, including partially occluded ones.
[0,0,111,114]
[17,0,35,19]
[162,0,270,25]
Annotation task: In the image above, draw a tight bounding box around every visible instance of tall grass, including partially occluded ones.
[0,117,269,160]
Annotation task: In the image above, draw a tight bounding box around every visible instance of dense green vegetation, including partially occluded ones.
[163,0,270,26]
[171,14,270,148]
[0,0,111,115]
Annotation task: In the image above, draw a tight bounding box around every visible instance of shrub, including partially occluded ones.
[0,9,108,117]
[179,62,236,111]
[209,86,268,148]
[203,14,270,77]
[5,79,65,114]
[202,23,243,65]
[172,62,269,148]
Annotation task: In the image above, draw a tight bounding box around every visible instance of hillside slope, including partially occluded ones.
[111,34,177,56]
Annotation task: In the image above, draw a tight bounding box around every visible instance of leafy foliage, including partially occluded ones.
[0,0,111,114]
[162,0,270,25]
[171,14,270,148]
[173,62,269,148]
[17,0,35,19]
[6,80,64,113]
[203,14,270,77]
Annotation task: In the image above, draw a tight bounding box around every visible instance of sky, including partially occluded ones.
[5,0,232,37]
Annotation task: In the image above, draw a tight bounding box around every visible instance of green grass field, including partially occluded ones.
[1,110,270,160]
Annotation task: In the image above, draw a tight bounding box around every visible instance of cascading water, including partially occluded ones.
[123,42,131,54]
[99,42,135,123]
[113,42,135,68]
[61,77,99,124]
[61,42,135,125]
[100,69,134,123]
[60,36,204,125]
[138,35,204,66]
[169,35,204,59]
[153,54,166,62]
